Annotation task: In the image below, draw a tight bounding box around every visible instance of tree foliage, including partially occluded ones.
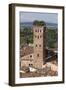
[20,27,33,44]
[46,28,58,48]
[33,20,46,26]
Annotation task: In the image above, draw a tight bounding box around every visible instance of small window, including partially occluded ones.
[31,64,33,66]
[38,36,39,39]
[29,64,33,66]
[37,54,39,57]
[36,44,37,47]
[29,64,31,66]
[30,55,32,58]
[39,45,41,47]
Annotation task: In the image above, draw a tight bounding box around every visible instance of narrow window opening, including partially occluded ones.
[37,54,39,57]
[30,55,32,58]
[36,44,37,47]
[39,45,41,47]
[38,36,39,39]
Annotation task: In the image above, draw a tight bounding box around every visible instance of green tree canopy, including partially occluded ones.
[33,20,46,26]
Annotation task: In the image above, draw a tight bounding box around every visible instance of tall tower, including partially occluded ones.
[33,21,46,69]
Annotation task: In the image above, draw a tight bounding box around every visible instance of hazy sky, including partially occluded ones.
[20,12,58,24]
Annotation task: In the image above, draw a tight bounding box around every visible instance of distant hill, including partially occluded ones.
[20,22,58,29]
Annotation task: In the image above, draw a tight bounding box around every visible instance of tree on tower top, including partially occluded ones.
[33,20,46,26]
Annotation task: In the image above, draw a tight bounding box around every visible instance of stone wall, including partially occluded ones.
[33,26,45,69]
[20,53,33,68]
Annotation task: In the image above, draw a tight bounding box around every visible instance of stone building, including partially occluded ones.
[33,21,46,69]
[20,45,34,69]
[20,21,46,69]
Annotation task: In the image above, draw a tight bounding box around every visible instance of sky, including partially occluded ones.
[20,12,58,24]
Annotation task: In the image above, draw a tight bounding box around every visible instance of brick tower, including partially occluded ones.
[33,21,46,69]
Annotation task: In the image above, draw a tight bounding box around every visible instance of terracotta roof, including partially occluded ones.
[20,45,34,57]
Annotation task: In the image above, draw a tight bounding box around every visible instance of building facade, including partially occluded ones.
[20,45,34,69]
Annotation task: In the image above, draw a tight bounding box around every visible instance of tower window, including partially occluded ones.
[40,30,41,32]
[29,64,33,66]
[38,36,39,39]
[37,54,39,57]
[30,55,32,58]
[36,44,37,47]
[39,45,41,47]
[35,30,37,32]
